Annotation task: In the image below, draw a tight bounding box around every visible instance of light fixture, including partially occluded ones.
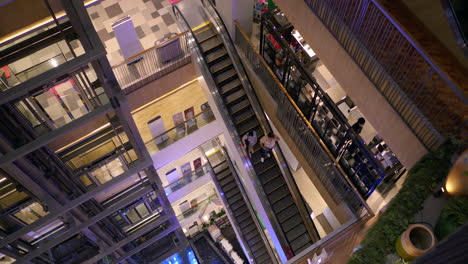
[50,58,58,67]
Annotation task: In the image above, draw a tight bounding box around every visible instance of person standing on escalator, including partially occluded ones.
[241,130,257,158]
[259,132,280,163]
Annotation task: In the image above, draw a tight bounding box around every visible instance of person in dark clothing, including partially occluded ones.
[351,117,366,135]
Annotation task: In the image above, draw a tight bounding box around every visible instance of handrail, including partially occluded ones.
[162,162,209,189]
[112,30,190,68]
[201,0,321,244]
[260,13,387,197]
[143,109,212,145]
[234,20,372,216]
[172,4,290,260]
[201,145,279,263]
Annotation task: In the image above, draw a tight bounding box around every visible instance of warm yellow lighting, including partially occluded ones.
[444,150,468,197]
[0,0,100,45]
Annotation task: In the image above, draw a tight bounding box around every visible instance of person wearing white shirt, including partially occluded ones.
[259,132,280,162]
[241,130,257,157]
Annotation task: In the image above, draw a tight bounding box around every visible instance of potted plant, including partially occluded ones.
[396,224,435,260]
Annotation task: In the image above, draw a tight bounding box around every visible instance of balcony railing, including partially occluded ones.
[303,0,467,151]
[162,163,210,196]
[144,109,216,156]
[234,22,371,215]
[112,31,192,93]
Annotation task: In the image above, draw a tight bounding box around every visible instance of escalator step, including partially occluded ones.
[220,79,242,95]
[256,251,272,264]
[250,238,266,253]
[239,216,254,229]
[227,193,243,205]
[233,205,249,218]
[289,232,312,253]
[254,160,277,177]
[232,107,255,125]
[244,227,259,241]
[295,241,313,254]
[236,209,251,223]
[219,175,234,186]
[237,117,259,136]
[272,194,294,213]
[215,68,237,86]
[252,247,267,259]
[269,185,291,204]
[200,37,222,53]
[281,212,303,232]
[224,88,246,105]
[205,47,228,64]
[286,223,307,242]
[193,24,213,34]
[195,28,217,43]
[213,161,228,173]
[263,175,284,194]
[210,58,233,74]
[228,97,250,115]
[225,188,240,199]
[277,205,300,223]
[247,235,262,247]
[242,222,257,235]
[222,181,238,193]
[216,169,232,181]
[230,199,245,211]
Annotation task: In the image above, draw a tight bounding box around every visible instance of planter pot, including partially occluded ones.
[396,224,435,260]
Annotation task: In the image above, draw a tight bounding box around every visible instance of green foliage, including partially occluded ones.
[440,197,468,226]
[348,140,461,264]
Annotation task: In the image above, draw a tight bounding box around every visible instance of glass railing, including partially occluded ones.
[145,109,216,156]
[234,21,371,215]
[176,193,219,222]
[0,54,67,91]
[112,31,191,93]
[163,163,210,196]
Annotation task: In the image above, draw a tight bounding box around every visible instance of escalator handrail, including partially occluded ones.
[200,0,321,243]
[172,4,296,257]
[172,5,279,262]
[202,145,280,263]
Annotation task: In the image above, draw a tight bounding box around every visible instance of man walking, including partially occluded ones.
[259,132,280,162]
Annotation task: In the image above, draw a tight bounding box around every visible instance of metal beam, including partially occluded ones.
[0,49,105,105]
[0,104,113,166]
[82,214,173,264]
[0,158,151,249]
[13,186,153,263]
[110,225,185,264]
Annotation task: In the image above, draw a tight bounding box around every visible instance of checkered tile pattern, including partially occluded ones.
[87,0,180,66]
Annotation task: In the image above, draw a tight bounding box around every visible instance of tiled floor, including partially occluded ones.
[87,0,181,66]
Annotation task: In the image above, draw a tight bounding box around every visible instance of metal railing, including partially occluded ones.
[172,4,300,258]
[144,109,216,156]
[162,163,210,196]
[112,31,191,93]
[202,144,279,263]
[303,0,467,151]
[201,0,321,245]
[234,21,371,216]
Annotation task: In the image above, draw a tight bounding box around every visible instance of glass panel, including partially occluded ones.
[126,208,140,224]
[92,165,113,184]
[79,175,93,187]
[134,203,150,219]
[33,78,90,128]
[14,202,47,224]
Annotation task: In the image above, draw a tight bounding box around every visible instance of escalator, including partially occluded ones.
[193,22,315,254]
[206,150,274,263]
